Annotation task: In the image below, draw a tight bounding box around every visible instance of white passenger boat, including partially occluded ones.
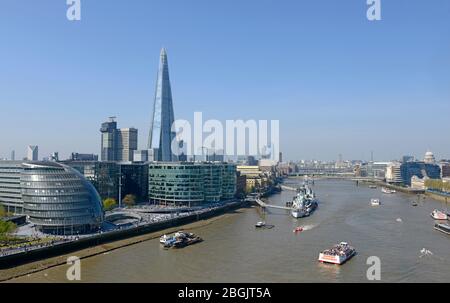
[318,242,356,265]
[431,209,448,220]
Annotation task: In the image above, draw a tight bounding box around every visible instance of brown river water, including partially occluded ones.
[10,179,450,282]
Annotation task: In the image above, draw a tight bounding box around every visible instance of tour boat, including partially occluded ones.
[430,209,448,220]
[318,242,356,265]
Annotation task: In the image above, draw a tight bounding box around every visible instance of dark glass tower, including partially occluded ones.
[148,48,176,161]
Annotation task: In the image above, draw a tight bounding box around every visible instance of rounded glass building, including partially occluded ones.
[148,162,237,206]
[20,162,104,235]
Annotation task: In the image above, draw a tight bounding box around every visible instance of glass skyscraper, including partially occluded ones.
[148,48,176,162]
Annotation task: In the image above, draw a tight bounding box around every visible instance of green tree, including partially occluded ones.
[0,220,16,235]
[122,194,136,207]
[103,198,117,211]
[0,206,6,218]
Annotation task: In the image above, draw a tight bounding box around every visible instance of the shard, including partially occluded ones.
[148,48,176,161]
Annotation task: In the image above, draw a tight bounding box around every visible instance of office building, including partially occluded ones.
[70,153,98,161]
[10,150,15,161]
[100,117,138,162]
[385,162,402,184]
[117,128,138,162]
[148,48,176,162]
[0,161,24,214]
[0,161,104,234]
[400,162,441,186]
[63,161,119,201]
[21,162,104,234]
[133,150,148,162]
[440,162,450,178]
[100,117,118,161]
[27,145,38,161]
[148,162,236,206]
[120,163,149,202]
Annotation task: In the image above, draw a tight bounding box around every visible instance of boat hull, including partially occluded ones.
[318,251,355,265]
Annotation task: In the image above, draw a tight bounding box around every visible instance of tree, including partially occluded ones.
[122,194,136,207]
[0,220,16,235]
[103,198,117,211]
[0,206,6,218]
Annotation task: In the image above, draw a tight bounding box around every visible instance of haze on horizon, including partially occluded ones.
[0,0,449,162]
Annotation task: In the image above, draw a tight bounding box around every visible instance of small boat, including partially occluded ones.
[370,198,380,206]
[255,221,266,228]
[162,231,203,248]
[381,187,396,194]
[369,185,377,189]
[430,209,448,220]
[293,226,303,233]
[434,222,450,235]
[318,242,356,265]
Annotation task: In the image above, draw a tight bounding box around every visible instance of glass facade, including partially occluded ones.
[148,162,237,206]
[63,161,119,201]
[0,161,24,214]
[400,162,441,186]
[21,162,104,235]
[148,48,176,161]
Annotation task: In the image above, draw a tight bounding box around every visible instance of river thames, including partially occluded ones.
[11,179,450,283]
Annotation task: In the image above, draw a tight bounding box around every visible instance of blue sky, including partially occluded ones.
[0,0,449,161]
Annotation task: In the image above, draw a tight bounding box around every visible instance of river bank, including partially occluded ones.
[0,203,251,282]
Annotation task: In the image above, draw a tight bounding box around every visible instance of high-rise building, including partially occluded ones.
[100,117,118,161]
[10,150,15,161]
[27,145,38,161]
[148,48,176,162]
[117,128,138,162]
[100,117,138,162]
[133,150,148,162]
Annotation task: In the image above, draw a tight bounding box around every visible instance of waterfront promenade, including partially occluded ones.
[0,200,246,270]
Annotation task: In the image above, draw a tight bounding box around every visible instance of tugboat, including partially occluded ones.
[318,242,356,265]
[431,209,448,220]
[370,198,380,206]
[434,222,450,235]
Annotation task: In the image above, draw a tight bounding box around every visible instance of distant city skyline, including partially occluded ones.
[1,1,449,161]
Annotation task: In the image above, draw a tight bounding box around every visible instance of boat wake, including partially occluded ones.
[301,224,316,231]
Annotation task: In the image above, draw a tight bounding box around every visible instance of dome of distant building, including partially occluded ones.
[20,161,104,235]
[424,150,436,164]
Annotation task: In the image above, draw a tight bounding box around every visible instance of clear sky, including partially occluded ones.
[0,0,449,162]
